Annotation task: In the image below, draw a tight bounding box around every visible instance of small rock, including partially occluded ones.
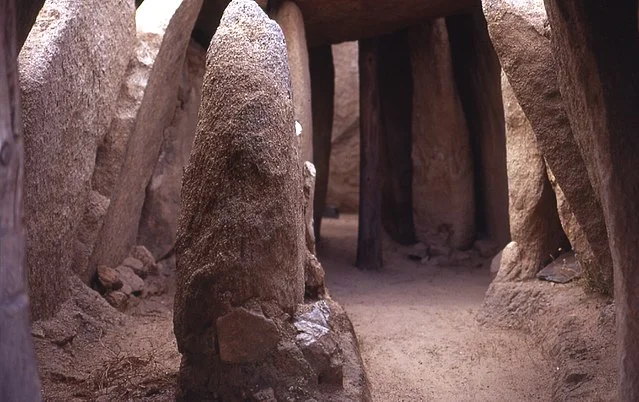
[252,388,276,402]
[452,250,472,265]
[428,244,451,257]
[115,265,144,296]
[412,242,428,252]
[131,245,158,275]
[144,275,168,296]
[216,308,279,363]
[473,239,499,258]
[97,265,122,291]
[305,252,326,299]
[104,291,128,311]
[122,256,147,278]
[490,249,504,275]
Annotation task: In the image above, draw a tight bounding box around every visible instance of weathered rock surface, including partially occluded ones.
[19,0,135,319]
[546,168,597,289]
[174,3,305,397]
[543,2,639,397]
[496,73,568,281]
[217,308,280,363]
[309,44,335,239]
[137,40,206,259]
[447,10,510,248]
[303,162,326,298]
[275,1,313,162]
[483,0,612,293]
[326,42,359,213]
[89,0,203,277]
[378,30,417,246]
[174,0,304,345]
[409,19,475,250]
[174,2,369,400]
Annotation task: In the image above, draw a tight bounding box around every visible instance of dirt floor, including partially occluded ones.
[319,215,553,401]
[34,214,615,401]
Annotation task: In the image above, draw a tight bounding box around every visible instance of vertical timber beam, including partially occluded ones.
[0,0,43,400]
[309,45,334,240]
[356,38,383,271]
[544,1,639,399]
[378,30,417,246]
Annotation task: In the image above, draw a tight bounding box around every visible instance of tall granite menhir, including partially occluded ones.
[174,1,370,400]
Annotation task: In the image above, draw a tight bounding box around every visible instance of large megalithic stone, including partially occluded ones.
[173,2,371,400]
[173,0,306,398]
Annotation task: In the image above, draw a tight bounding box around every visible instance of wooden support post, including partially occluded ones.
[356,38,383,271]
[309,45,334,240]
[378,30,416,246]
[0,0,43,400]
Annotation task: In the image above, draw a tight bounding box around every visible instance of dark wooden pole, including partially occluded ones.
[0,0,43,400]
[544,0,639,399]
[378,30,416,246]
[356,38,383,271]
[309,45,334,240]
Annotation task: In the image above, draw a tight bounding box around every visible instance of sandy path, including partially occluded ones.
[319,215,552,401]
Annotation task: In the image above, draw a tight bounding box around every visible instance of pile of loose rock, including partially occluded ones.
[95,246,166,311]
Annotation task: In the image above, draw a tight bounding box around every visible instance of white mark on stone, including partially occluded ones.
[295,121,303,137]
[304,161,316,178]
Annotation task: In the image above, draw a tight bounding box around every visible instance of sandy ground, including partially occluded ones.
[319,215,552,401]
[37,214,569,401]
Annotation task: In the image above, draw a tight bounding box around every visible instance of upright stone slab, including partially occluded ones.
[446,10,510,248]
[497,73,567,281]
[88,0,203,276]
[309,45,335,239]
[483,0,612,293]
[19,0,135,319]
[174,3,370,399]
[275,1,313,163]
[137,40,207,259]
[543,2,639,397]
[409,19,475,249]
[174,0,305,396]
[326,42,359,213]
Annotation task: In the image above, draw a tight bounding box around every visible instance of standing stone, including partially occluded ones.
[378,30,417,246]
[173,0,305,396]
[497,73,568,281]
[137,40,207,259]
[309,45,334,239]
[447,10,510,248]
[88,0,203,277]
[303,162,326,298]
[546,167,597,289]
[409,19,475,250]
[543,1,639,398]
[275,1,313,162]
[326,42,359,213]
[19,0,135,319]
[483,0,613,293]
[1,1,42,398]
